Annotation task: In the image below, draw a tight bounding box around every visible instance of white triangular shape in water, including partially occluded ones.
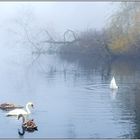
[110,76,118,89]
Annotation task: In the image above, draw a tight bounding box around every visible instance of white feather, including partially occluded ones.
[110,77,118,89]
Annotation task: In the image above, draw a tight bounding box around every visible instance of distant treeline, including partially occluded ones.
[59,2,140,60]
[10,2,140,61]
[59,29,110,59]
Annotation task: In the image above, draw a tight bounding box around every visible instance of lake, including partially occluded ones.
[0,48,140,138]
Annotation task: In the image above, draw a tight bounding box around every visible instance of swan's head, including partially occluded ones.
[27,102,34,108]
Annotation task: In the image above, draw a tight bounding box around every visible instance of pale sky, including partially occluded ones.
[0,2,120,34]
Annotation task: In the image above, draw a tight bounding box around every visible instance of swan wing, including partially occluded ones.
[110,78,114,88]
[7,109,27,116]
[110,77,118,89]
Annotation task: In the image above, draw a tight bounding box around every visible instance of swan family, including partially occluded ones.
[0,102,37,134]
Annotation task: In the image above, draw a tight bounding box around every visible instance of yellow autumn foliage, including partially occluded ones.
[109,34,133,54]
[107,2,140,55]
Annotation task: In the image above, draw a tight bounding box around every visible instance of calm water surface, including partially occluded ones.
[0,48,140,138]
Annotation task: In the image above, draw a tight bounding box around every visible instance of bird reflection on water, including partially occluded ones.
[110,89,118,100]
[18,125,38,138]
[18,126,25,138]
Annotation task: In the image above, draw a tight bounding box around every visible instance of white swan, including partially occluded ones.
[110,76,118,89]
[6,102,34,116]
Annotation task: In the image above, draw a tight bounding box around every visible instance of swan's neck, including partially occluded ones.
[20,115,25,123]
[26,104,31,114]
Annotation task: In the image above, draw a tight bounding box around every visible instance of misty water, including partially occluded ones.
[0,45,140,138]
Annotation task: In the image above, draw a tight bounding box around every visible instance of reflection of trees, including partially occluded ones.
[58,54,140,138]
[131,86,140,138]
[110,58,140,138]
[58,53,112,82]
[32,52,140,138]
[110,57,140,78]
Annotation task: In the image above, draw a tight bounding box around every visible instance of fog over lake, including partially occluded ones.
[0,2,140,139]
